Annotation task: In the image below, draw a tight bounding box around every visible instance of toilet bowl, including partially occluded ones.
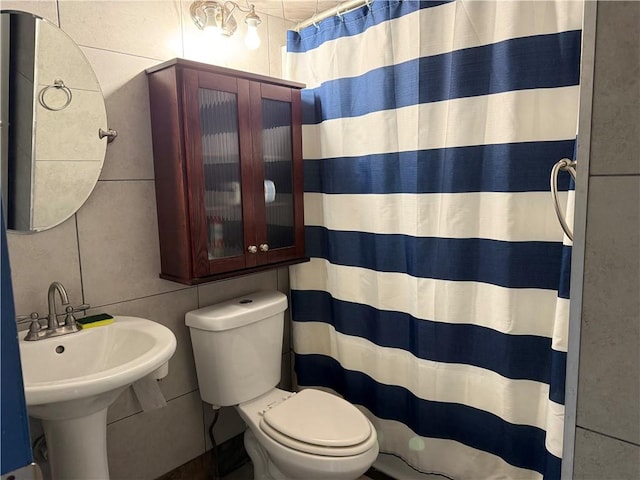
[186,291,379,480]
[237,388,378,480]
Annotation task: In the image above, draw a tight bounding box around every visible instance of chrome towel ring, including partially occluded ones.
[39,78,72,111]
[550,158,576,241]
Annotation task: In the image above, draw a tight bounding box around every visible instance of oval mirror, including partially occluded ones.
[0,10,109,233]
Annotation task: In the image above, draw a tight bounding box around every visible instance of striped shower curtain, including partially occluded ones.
[286,1,580,479]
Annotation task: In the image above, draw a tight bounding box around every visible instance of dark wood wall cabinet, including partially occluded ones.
[146,59,307,285]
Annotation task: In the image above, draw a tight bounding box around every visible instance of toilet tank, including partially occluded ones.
[185,290,287,407]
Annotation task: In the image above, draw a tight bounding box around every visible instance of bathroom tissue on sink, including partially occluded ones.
[132,375,167,411]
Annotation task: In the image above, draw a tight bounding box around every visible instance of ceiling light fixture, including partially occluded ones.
[190,1,262,50]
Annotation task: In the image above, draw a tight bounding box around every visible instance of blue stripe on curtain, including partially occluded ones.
[558,244,572,300]
[306,227,564,290]
[302,31,581,124]
[295,353,562,476]
[550,350,567,405]
[304,140,575,194]
[292,290,567,399]
[287,1,454,53]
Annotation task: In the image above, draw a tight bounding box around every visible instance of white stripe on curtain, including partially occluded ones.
[304,191,569,242]
[302,87,580,160]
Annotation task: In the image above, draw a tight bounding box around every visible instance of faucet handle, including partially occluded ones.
[17,313,46,340]
[63,305,76,324]
[28,315,43,332]
[72,304,90,313]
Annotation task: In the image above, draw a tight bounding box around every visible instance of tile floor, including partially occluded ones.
[222,462,372,480]
[221,461,253,480]
[157,449,447,480]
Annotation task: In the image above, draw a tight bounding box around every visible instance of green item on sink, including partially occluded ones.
[77,313,114,329]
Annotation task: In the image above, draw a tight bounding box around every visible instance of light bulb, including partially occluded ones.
[244,18,261,50]
[204,24,223,42]
[199,24,230,64]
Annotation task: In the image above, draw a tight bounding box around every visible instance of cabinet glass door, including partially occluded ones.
[198,88,244,260]
[262,98,294,250]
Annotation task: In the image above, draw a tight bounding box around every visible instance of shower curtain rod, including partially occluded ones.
[295,0,372,31]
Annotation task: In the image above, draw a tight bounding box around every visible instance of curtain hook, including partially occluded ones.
[336,6,344,22]
[365,0,372,9]
[311,0,320,29]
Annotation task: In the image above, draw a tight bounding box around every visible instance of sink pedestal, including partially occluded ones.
[43,408,110,479]
[30,387,126,480]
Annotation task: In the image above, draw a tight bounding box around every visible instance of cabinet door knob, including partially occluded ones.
[247,245,258,254]
[259,243,269,252]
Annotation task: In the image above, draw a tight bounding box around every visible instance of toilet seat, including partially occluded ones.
[259,389,374,457]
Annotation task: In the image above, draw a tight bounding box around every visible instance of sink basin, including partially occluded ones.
[18,316,177,479]
[20,315,176,411]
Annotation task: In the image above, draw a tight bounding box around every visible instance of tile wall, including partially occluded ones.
[572,1,640,478]
[4,1,295,478]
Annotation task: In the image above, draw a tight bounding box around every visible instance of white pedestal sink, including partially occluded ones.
[18,316,177,480]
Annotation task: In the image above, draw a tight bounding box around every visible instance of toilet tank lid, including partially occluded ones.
[185,291,287,331]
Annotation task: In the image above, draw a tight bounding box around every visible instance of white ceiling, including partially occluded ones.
[251,0,342,23]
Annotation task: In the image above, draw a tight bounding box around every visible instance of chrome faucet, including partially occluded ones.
[15,281,89,341]
[47,281,69,331]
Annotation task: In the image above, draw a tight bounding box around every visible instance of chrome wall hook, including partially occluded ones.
[99,128,118,143]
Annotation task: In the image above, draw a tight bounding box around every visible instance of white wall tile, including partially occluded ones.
[76,180,185,308]
[279,352,292,391]
[589,1,640,175]
[107,391,206,480]
[267,15,294,78]
[577,176,640,444]
[58,0,183,60]
[104,288,199,423]
[81,48,159,180]
[573,427,640,479]
[277,267,291,352]
[204,404,246,448]
[7,217,82,317]
[197,270,278,307]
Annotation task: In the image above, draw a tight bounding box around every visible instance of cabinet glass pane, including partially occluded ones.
[262,98,294,250]
[199,88,243,259]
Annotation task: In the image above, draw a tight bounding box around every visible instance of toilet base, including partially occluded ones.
[244,429,286,480]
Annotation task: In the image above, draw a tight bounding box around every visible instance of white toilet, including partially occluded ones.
[186,290,378,480]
